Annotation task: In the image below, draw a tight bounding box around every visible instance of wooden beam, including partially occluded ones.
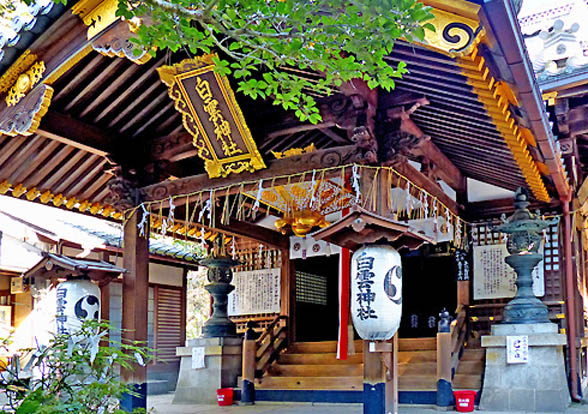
[319,127,350,144]
[142,144,364,201]
[214,218,289,250]
[387,109,465,192]
[151,131,197,163]
[37,111,116,157]
[466,196,560,220]
[394,159,459,213]
[266,121,336,139]
[414,138,465,192]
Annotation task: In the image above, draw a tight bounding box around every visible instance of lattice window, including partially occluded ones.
[296,271,328,305]
[471,218,561,293]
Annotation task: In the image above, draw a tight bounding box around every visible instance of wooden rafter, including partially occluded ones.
[37,110,116,157]
[141,145,364,202]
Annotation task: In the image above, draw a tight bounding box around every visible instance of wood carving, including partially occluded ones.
[351,126,378,164]
[151,131,195,162]
[141,144,363,201]
[92,20,152,65]
[157,56,266,178]
[379,127,424,166]
[0,84,53,136]
[104,166,144,210]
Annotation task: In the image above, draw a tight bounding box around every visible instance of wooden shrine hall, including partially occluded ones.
[0,0,587,412]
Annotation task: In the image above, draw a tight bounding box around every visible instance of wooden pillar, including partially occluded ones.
[363,338,398,414]
[457,280,470,307]
[280,247,296,343]
[100,282,110,347]
[385,336,398,414]
[241,325,257,405]
[121,210,149,411]
[100,252,111,325]
[436,329,453,407]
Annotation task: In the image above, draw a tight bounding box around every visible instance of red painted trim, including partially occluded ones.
[337,248,351,360]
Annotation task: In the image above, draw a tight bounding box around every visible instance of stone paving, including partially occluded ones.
[148,394,588,414]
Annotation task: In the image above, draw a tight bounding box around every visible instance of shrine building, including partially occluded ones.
[0,0,587,413]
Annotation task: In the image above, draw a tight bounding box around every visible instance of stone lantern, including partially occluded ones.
[200,238,240,338]
[173,236,243,404]
[494,188,554,324]
[480,188,570,412]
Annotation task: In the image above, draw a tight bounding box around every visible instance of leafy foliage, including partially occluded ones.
[0,320,151,414]
[116,0,434,122]
[186,268,210,339]
[10,0,434,122]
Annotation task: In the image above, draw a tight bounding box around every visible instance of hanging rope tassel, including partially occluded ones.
[352,164,361,203]
[253,179,263,212]
[137,203,150,237]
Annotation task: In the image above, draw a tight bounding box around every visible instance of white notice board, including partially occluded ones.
[506,335,529,364]
[473,244,544,300]
[228,268,281,316]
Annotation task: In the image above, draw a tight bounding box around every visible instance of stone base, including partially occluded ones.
[480,323,570,412]
[172,337,242,404]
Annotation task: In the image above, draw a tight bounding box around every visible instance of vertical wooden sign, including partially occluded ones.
[157,56,266,178]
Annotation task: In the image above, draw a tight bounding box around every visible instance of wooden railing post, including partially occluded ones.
[363,336,398,414]
[241,322,257,405]
[436,309,454,408]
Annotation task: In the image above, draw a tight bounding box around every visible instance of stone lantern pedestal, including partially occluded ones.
[173,337,242,404]
[480,323,569,412]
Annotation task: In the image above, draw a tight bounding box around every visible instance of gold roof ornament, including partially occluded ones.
[271,143,316,159]
[245,179,354,237]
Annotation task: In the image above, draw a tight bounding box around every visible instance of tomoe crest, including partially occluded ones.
[383,265,402,305]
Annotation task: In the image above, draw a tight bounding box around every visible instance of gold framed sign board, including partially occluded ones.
[158,56,266,178]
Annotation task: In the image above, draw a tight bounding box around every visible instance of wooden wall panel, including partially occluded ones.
[154,286,184,364]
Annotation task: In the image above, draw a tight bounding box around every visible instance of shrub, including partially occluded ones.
[0,320,151,414]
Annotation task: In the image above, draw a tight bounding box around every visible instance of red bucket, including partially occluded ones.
[454,390,476,412]
[216,388,234,406]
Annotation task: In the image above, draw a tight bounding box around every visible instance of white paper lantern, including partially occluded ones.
[55,278,101,335]
[351,244,402,340]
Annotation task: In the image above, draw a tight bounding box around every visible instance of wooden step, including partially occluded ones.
[268,363,362,377]
[286,340,363,354]
[278,352,364,365]
[455,360,484,375]
[461,348,485,361]
[453,373,482,390]
[398,337,437,351]
[256,339,483,393]
[257,376,362,390]
[398,362,436,376]
[279,349,439,364]
[398,375,437,391]
[286,338,437,354]
[398,350,436,363]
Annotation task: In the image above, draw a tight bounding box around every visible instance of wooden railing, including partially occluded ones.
[437,306,469,385]
[254,315,288,376]
[449,305,468,378]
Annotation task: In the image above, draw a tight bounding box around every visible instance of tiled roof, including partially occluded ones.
[0,195,201,264]
[69,223,201,263]
[0,0,66,71]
